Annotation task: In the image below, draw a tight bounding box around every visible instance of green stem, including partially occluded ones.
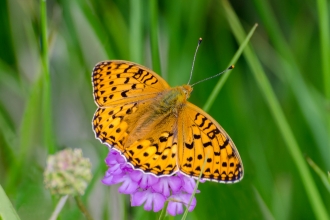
[75,196,94,220]
[40,0,55,154]
[158,201,169,220]
[49,195,68,220]
[181,153,209,220]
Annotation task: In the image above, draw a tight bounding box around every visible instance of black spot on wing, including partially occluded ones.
[143,75,154,84]
[203,142,212,148]
[185,142,194,149]
[220,138,229,149]
[123,65,133,73]
[140,72,150,82]
[121,90,129,97]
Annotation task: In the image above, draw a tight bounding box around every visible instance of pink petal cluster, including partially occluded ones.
[102,150,200,216]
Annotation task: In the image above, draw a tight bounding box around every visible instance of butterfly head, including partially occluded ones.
[181,85,193,100]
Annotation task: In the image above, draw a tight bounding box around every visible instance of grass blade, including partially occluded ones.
[130,0,143,63]
[306,157,330,193]
[203,23,258,112]
[148,0,161,75]
[40,0,55,154]
[222,0,329,219]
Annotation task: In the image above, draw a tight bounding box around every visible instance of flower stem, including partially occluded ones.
[49,195,68,220]
[181,152,209,220]
[74,196,93,220]
[158,200,169,220]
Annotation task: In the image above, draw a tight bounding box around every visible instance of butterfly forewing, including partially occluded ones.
[92,60,170,152]
[92,60,170,107]
[178,103,243,183]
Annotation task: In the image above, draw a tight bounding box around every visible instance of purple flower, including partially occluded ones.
[102,149,202,216]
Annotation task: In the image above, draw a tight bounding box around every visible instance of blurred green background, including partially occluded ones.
[0,0,329,219]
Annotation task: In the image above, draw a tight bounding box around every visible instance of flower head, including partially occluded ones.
[102,149,201,216]
[44,148,92,196]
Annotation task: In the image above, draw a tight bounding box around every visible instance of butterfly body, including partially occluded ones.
[92,60,243,183]
[148,85,192,116]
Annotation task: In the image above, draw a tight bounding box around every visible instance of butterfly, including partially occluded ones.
[92,60,243,183]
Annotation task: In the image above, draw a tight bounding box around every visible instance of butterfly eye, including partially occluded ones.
[182,89,188,97]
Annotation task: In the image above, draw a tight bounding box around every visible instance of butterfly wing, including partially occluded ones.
[123,113,180,176]
[92,60,243,182]
[93,100,180,176]
[177,102,243,183]
[92,60,178,175]
[92,60,170,107]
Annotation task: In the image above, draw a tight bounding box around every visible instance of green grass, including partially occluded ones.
[0,0,329,219]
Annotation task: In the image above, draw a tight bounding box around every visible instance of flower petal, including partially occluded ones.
[168,176,182,193]
[140,174,159,189]
[118,176,139,194]
[131,190,148,206]
[108,163,124,175]
[115,152,126,163]
[180,193,196,211]
[129,170,159,189]
[144,195,153,211]
[167,201,183,216]
[152,176,182,197]
[178,173,199,194]
[151,192,166,212]
[105,151,118,166]
[130,170,143,183]
[131,189,166,212]
[102,173,125,185]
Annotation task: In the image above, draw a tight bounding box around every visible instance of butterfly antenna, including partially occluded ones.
[187,38,203,85]
[191,65,235,87]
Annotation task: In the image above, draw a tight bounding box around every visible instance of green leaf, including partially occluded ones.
[0,185,21,220]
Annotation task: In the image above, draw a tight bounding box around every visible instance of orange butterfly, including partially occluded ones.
[92,60,243,183]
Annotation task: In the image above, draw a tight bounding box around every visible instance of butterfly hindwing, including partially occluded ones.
[93,100,180,176]
[93,103,138,152]
[92,60,170,107]
[178,102,243,183]
[123,117,180,176]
